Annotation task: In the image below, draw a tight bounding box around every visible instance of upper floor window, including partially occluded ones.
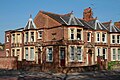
[87,32,91,42]
[25,32,28,42]
[6,36,9,42]
[77,29,81,40]
[12,34,15,43]
[112,35,115,43]
[96,32,100,42]
[102,33,106,43]
[31,32,34,42]
[70,29,74,40]
[46,47,53,62]
[38,31,42,39]
[117,35,120,44]
[17,34,20,43]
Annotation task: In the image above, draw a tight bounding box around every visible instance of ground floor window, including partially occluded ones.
[25,48,28,60]
[118,49,120,60]
[46,47,53,62]
[70,46,75,61]
[30,47,34,60]
[113,49,116,60]
[77,47,82,61]
[69,46,83,61]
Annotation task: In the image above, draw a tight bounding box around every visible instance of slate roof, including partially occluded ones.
[25,15,36,30]
[88,19,108,31]
[41,11,94,29]
[103,22,120,32]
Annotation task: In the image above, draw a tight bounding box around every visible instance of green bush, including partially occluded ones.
[108,61,117,70]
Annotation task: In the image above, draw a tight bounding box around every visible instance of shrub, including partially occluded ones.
[108,61,117,70]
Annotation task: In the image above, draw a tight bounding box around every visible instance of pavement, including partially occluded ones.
[0,70,120,80]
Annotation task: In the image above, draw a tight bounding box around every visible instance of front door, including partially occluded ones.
[60,47,65,67]
[88,49,92,65]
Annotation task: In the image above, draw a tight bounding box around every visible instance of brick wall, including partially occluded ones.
[0,57,17,70]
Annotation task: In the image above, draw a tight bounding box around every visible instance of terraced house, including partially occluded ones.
[5,7,120,71]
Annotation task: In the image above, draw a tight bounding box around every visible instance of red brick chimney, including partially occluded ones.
[114,21,120,29]
[83,7,95,21]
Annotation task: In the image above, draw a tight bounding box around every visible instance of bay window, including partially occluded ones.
[112,35,115,43]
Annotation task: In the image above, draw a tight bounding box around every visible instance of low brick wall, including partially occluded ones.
[0,57,17,70]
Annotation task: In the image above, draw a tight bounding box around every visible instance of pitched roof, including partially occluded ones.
[25,15,36,30]
[103,22,120,32]
[41,11,85,26]
[88,19,108,31]
[40,11,95,30]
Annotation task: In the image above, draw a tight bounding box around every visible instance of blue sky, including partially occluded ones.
[0,0,120,43]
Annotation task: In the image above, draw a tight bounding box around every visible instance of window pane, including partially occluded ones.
[87,32,90,41]
[118,49,120,60]
[97,33,100,41]
[103,48,106,59]
[112,35,115,43]
[26,32,28,42]
[113,49,116,60]
[30,48,34,60]
[97,48,100,56]
[31,32,34,42]
[77,47,81,60]
[48,48,52,61]
[70,46,74,60]
[25,48,28,60]
[77,29,81,40]
[71,29,74,39]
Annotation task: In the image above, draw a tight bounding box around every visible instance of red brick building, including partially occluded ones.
[5,7,120,71]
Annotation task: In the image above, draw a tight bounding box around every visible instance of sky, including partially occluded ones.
[0,0,120,43]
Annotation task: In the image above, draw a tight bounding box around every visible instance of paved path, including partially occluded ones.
[0,70,120,80]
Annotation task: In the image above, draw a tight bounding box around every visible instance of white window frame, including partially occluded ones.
[31,32,34,42]
[38,30,43,39]
[112,49,116,61]
[70,46,75,61]
[70,29,74,40]
[30,47,34,60]
[118,49,120,60]
[102,33,106,43]
[77,29,81,40]
[87,32,91,42]
[96,32,100,42]
[25,47,29,60]
[6,36,9,42]
[25,32,29,42]
[112,35,115,44]
[117,35,120,44]
[77,46,82,61]
[46,47,53,62]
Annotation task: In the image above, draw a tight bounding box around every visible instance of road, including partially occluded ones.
[0,70,120,80]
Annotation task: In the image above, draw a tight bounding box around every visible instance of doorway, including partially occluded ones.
[60,47,65,67]
[88,49,92,65]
